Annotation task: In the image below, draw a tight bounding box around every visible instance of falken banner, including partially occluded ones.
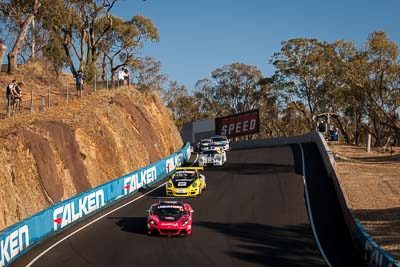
[354,222,399,267]
[0,143,190,267]
[215,109,260,138]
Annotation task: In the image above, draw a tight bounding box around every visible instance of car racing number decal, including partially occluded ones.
[178,182,187,187]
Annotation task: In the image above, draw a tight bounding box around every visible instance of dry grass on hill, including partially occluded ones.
[330,142,400,261]
[0,58,75,96]
[0,58,77,118]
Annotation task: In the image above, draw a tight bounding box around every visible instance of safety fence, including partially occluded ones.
[2,79,131,118]
[0,143,191,267]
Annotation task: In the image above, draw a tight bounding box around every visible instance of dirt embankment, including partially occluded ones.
[0,89,183,230]
[330,142,400,261]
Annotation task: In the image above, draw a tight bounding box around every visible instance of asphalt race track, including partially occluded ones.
[12,145,368,267]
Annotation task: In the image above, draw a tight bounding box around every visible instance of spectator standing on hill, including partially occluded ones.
[14,82,23,112]
[118,68,125,87]
[75,70,85,97]
[124,68,130,86]
[318,120,326,133]
[6,79,17,108]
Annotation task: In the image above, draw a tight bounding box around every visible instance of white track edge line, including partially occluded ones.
[26,181,167,267]
[299,143,333,267]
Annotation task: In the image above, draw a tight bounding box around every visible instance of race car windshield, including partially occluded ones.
[173,173,195,179]
[154,205,185,216]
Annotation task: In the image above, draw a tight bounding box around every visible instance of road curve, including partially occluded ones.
[12,145,365,267]
[298,143,367,266]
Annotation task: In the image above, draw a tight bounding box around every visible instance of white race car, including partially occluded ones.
[198,147,227,166]
[197,138,212,152]
[210,135,230,151]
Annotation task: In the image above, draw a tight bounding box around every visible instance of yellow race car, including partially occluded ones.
[166,167,206,197]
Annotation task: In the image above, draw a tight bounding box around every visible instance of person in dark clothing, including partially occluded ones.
[13,82,23,111]
[6,79,17,108]
[318,120,326,133]
[75,70,85,97]
[329,126,339,141]
[124,68,130,86]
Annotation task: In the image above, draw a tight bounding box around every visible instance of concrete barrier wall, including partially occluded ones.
[311,133,399,267]
[231,134,399,267]
[0,143,191,267]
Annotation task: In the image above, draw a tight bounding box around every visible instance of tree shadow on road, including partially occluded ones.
[195,221,326,267]
[111,216,148,236]
[207,163,295,176]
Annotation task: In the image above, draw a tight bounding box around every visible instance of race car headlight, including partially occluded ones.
[149,219,157,226]
[192,182,198,188]
[182,219,189,226]
[167,183,172,188]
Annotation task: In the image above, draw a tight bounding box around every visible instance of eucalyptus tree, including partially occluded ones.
[270,38,338,130]
[329,40,368,144]
[0,0,43,73]
[269,38,368,140]
[262,79,313,137]
[162,81,204,129]
[0,41,6,66]
[41,0,118,79]
[339,32,400,145]
[97,14,159,83]
[131,56,167,92]
[193,78,222,117]
[40,0,83,75]
[43,32,69,78]
[40,0,158,82]
[364,31,400,145]
[40,0,157,82]
[194,63,266,117]
[163,81,188,112]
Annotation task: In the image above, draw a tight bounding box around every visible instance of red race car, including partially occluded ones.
[146,200,194,237]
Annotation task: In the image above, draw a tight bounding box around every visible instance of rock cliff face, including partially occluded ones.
[0,89,182,230]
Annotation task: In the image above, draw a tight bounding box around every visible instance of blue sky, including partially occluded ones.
[114,0,399,92]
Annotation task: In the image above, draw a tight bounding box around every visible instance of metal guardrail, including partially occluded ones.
[2,79,132,119]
